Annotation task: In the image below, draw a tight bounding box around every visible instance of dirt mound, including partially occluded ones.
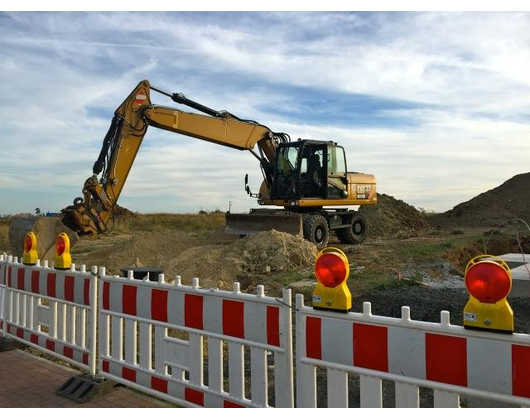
[431,172,530,228]
[165,230,318,288]
[74,230,200,276]
[112,205,137,219]
[443,233,530,270]
[359,193,430,238]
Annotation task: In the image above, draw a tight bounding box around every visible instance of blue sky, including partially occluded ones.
[0,11,529,214]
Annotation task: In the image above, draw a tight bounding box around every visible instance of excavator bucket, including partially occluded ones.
[225,212,303,237]
[8,215,78,262]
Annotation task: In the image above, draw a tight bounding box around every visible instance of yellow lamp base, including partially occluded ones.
[463,296,514,333]
[312,282,352,312]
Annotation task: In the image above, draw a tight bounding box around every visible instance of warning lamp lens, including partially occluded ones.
[465,262,511,303]
[25,235,33,252]
[315,253,347,288]
[56,236,66,256]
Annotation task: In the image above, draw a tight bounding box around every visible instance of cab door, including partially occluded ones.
[326,145,348,198]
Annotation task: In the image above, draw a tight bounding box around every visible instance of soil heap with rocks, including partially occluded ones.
[359,193,431,238]
[431,172,530,228]
[165,230,318,288]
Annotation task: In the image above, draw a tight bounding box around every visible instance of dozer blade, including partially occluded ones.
[8,215,78,262]
[225,212,303,236]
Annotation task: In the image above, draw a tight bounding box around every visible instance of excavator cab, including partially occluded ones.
[270,140,348,201]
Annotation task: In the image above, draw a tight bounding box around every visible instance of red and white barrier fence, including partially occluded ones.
[0,255,98,375]
[0,254,7,336]
[295,294,530,408]
[98,269,294,408]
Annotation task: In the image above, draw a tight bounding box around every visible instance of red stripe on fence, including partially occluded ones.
[46,340,55,352]
[353,323,388,372]
[267,305,280,346]
[64,276,75,302]
[224,400,245,408]
[185,387,204,406]
[102,360,109,372]
[30,334,39,345]
[63,346,74,359]
[306,316,322,360]
[16,328,23,339]
[223,300,244,338]
[47,273,56,298]
[103,282,110,310]
[122,367,137,383]
[426,333,467,387]
[17,267,25,290]
[83,354,89,365]
[512,344,530,398]
[31,270,40,294]
[151,377,168,394]
[184,294,203,330]
[151,289,168,322]
[7,266,12,287]
[84,278,90,305]
[122,285,137,316]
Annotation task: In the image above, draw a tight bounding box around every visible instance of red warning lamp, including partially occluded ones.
[312,247,351,312]
[315,252,348,288]
[465,262,511,304]
[56,235,66,256]
[25,235,33,253]
[463,255,513,333]
[22,231,38,265]
[54,233,71,270]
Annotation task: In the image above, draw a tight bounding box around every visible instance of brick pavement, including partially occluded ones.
[0,349,173,408]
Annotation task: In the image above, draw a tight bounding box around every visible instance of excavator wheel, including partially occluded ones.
[303,214,329,250]
[336,213,369,244]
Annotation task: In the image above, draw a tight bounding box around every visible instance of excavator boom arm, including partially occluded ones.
[62,80,280,237]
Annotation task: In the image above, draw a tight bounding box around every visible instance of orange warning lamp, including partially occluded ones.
[463,255,513,333]
[312,247,352,312]
[54,232,72,270]
[22,231,38,265]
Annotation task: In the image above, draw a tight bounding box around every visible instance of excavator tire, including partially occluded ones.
[336,213,368,244]
[303,214,329,250]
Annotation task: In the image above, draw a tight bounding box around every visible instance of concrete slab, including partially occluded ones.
[498,253,530,298]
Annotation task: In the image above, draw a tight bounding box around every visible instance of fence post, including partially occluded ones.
[295,294,316,408]
[274,288,294,407]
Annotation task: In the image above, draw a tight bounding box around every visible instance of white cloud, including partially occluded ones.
[0,11,529,215]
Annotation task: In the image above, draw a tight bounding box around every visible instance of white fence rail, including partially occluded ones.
[0,255,98,375]
[98,269,294,408]
[295,294,530,408]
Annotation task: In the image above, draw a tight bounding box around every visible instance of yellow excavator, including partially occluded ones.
[9,80,376,260]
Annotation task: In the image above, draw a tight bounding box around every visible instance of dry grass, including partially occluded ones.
[0,218,10,252]
[111,212,226,233]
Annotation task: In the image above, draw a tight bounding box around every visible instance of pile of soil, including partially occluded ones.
[111,205,137,219]
[431,172,530,228]
[165,230,318,288]
[74,231,200,276]
[76,229,318,290]
[359,193,431,238]
[443,233,530,270]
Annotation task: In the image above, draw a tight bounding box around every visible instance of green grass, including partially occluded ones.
[399,241,455,259]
